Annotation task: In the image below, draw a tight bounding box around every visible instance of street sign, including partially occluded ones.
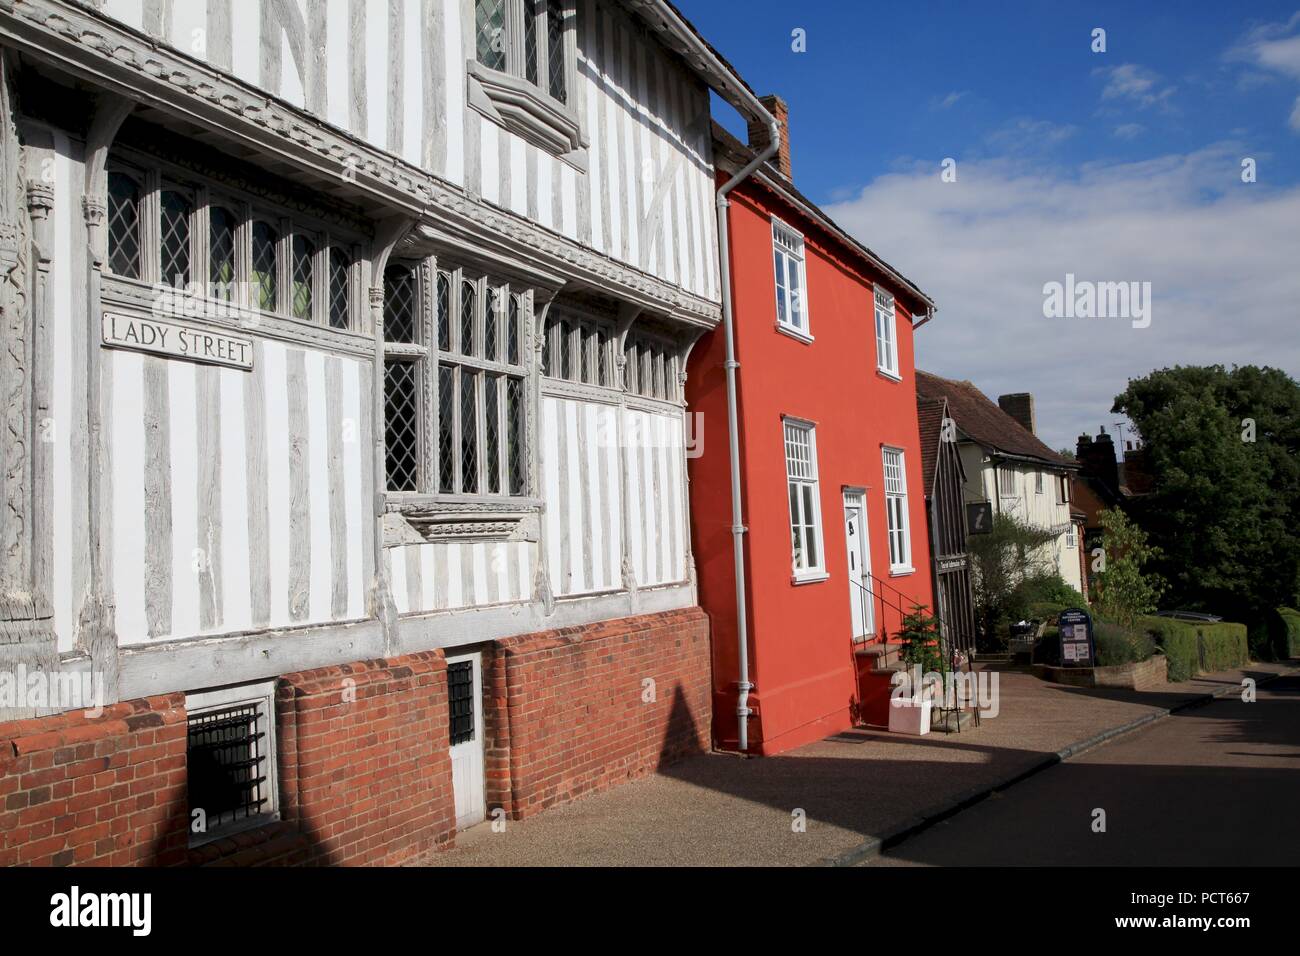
[1058,607,1096,667]
[966,502,993,535]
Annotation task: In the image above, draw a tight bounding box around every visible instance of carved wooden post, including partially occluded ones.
[530,290,556,616]
[613,303,641,610]
[73,94,133,704]
[0,50,57,700]
[368,216,413,655]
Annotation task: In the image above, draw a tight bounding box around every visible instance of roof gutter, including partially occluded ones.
[643,0,778,754]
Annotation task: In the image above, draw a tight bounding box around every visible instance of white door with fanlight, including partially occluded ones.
[844,492,875,639]
[446,651,486,830]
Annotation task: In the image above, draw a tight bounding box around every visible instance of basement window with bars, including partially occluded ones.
[185,682,278,846]
[384,262,529,498]
[105,154,362,331]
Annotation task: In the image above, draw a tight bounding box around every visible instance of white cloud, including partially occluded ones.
[823,146,1300,452]
[1114,123,1145,139]
[1095,63,1177,111]
[1227,12,1300,131]
[932,90,968,110]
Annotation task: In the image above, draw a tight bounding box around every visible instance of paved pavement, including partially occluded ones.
[420,661,1296,867]
[870,672,1300,866]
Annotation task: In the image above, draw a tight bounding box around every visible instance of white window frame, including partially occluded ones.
[1065,525,1077,550]
[772,218,810,341]
[874,287,899,379]
[784,417,826,582]
[1035,470,1044,495]
[882,446,913,574]
[185,680,279,846]
[998,464,1017,498]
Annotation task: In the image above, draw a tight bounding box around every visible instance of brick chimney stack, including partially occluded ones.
[747,94,792,180]
[997,393,1036,436]
[1077,426,1120,494]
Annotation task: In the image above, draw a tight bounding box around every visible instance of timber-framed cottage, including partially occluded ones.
[0,0,768,866]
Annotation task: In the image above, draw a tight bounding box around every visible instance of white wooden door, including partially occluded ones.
[446,651,486,830]
[844,493,875,639]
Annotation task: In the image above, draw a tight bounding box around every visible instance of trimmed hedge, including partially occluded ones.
[1198,621,1248,672]
[1272,607,1300,659]
[1138,615,1249,681]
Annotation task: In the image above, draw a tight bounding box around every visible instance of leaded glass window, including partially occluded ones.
[107,171,141,279]
[251,220,279,312]
[291,234,315,321]
[160,189,192,286]
[474,0,569,106]
[328,247,352,330]
[209,206,236,301]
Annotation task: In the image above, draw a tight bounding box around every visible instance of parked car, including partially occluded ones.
[1154,610,1223,623]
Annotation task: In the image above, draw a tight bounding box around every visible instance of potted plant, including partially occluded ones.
[889,604,944,735]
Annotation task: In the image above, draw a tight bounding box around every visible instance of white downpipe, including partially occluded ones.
[643,1,781,753]
[716,138,778,753]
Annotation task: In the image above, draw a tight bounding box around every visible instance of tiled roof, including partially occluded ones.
[916,396,948,496]
[915,370,1074,468]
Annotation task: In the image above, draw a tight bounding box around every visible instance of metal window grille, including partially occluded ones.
[385,361,420,492]
[251,221,278,312]
[291,234,315,321]
[159,189,192,286]
[447,661,475,746]
[328,247,352,330]
[107,172,141,279]
[209,206,236,300]
[187,702,270,834]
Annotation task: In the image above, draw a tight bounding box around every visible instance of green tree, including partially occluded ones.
[1112,365,1300,627]
[967,514,1060,648]
[897,603,945,673]
[1091,508,1164,627]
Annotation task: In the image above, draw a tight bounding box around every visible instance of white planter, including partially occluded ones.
[888,696,932,736]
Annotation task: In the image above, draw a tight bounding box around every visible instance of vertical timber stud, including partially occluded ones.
[614,303,641,611]
[678,329,704,597]
[0,47,57,710]
[531,288,557,616]
[78,93,135,703]
[369,215,415,655]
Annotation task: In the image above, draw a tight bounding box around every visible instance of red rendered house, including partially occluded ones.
[687,105,937,755]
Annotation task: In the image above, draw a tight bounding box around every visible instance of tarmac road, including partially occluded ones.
[869,674,1300,866]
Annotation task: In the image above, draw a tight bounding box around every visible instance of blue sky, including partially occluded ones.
[677,1,1300,453]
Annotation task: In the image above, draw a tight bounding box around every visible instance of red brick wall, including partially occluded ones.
[0,695,190,867]
[491,607,711,819]
[2,609,710,865]
[273,652,456,866]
